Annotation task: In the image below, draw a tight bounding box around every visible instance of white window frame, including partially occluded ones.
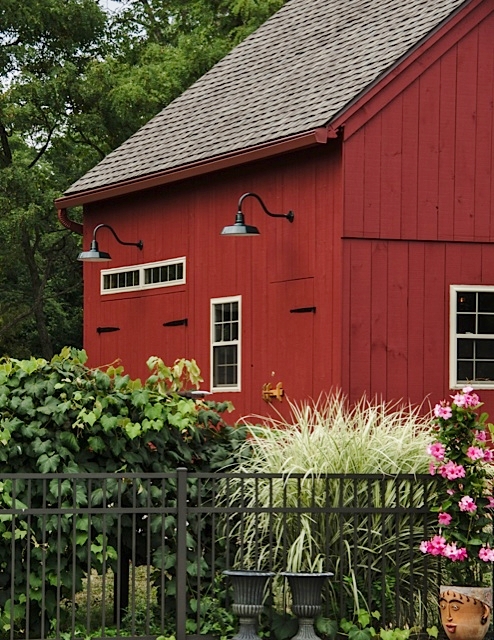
[450,284,494,389]
[210,296,241,393]
[100,257,186,295]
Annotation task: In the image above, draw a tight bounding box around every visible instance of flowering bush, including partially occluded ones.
[420,386,494,585]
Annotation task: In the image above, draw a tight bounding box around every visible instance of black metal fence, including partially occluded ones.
[0,470,442,640]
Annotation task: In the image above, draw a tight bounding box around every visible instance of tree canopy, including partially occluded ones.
[0,0,286,359]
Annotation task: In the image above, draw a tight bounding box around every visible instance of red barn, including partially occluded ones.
[55,0,494,419]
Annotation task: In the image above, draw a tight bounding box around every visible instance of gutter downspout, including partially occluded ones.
[57,207,83,235]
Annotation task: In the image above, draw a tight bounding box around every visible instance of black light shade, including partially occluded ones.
[77,240,112,262]
[78,224,143,262]
[221,192,294,236]
[220,212,260,236]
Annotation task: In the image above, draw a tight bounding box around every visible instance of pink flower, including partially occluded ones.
[434,403,452,419]
[479,546,494,562]
[419,538,438,556]
[428,462,437,476]
[452,387,480,408]
[452,392,467,407]
[463,392,480,408]
[438,512,452,525]
[475,430,487,442]
[438,461,466,480]
[484,449,494,462]
[426,535,447,556]
[447,488,455,495]
[467,446,485,461]
[443,543,468,561]
[459,495,477,512]
[427,442,446,461]
[419,540,430,554]
[487,496,494,508]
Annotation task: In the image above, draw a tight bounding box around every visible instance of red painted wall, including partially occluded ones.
[341,2,494,413]
[81,0,494,421]
[82,143,343,420]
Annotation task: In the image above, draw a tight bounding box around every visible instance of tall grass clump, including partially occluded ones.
[220,392,438,626]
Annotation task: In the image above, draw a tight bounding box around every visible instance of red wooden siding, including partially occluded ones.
[79,0,494,421]
[343,3,494,243]
[81,143,343,419]
[343,240,494,413]
[340,3,494,414]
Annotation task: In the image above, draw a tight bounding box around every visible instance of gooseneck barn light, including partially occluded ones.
[77,224,143,262]
[221,192,295,236]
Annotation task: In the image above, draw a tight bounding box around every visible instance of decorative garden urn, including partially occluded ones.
[281,572,333,640]
[223,570,275,640]
[439,586,492,640]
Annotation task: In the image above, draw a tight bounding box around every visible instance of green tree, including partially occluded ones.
[0,0,287,358]
[0,0,108,358]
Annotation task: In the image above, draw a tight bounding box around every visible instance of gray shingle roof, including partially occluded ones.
[66,0,467,195]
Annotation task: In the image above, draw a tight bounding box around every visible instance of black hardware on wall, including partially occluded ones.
[289,307,316,314]
[97,326,120,334]
[163,318,188,327]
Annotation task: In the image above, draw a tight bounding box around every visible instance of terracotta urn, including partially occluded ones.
[439,586,492,640]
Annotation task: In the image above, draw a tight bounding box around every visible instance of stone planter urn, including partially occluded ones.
[439,585,492,640]
[223,570,275,640]
[281,572,333,640]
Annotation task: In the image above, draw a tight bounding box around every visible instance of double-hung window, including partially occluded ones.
[450,285,494,388]
[211,296,241,392]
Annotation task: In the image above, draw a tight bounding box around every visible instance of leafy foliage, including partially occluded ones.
[222,394,437,624]
[0,347,248,636]
[420,387,494,586]
[0,0,288,358]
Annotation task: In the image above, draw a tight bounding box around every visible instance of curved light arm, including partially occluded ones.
[92,223,143,250]
[237,192,294,222]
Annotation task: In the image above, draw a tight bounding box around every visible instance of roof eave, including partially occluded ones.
[55,126,337,209]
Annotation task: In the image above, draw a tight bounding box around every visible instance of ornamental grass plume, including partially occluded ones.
[420,386,494,586]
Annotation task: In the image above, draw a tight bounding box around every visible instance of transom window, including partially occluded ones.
[101,258,185,294]
[450,285,494,388]
[211,296,241,392]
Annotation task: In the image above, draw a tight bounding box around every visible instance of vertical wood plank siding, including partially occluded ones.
[80,0,494,419]
[82,144,342,419]
[341,6,494,411]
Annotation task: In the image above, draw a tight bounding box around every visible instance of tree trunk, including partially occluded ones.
[20,227,54,359]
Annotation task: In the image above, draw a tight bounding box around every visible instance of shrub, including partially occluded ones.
[222,393,436,623]
[0,347,248,636]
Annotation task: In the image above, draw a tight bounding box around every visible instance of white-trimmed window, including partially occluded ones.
[450,285,494,388]
[211,296,241,392]
[101,258,185,294]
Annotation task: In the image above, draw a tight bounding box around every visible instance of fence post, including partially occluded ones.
[176,467,188,640]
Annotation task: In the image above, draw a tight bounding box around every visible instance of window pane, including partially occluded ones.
[213,345,237,386]
[476,361,494,381]
[475,340,494,359]
[457,292,476,312]
[457,360,473,381]
[223,323,231,341]
[478,315,494,334]
[215,307,223,323]
[457,314,475,334]
[478,293,494,312]
[458,339,473,358]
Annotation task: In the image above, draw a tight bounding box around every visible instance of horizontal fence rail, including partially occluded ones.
[0,471,451,640]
